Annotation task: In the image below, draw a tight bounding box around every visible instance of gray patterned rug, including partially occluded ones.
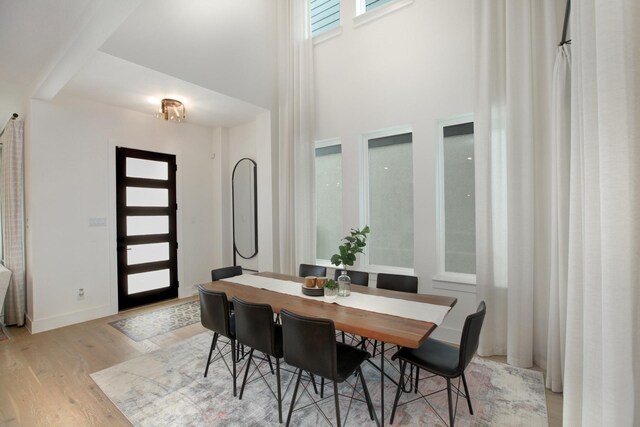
[91,332,549,426]
[109,300,200,341]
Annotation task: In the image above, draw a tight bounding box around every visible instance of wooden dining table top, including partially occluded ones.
[202,271,457,349]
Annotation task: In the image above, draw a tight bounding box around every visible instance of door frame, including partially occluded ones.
[115,146,179,310]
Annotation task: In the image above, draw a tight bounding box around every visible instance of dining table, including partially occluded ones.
[202,271,457,426]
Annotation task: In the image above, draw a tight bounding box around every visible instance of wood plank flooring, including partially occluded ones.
[0,297,563,426]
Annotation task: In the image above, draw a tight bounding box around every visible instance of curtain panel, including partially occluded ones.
[277,0,316,275]
[563,0,640,424]
[0,119,26,326]
[472,0,564,368]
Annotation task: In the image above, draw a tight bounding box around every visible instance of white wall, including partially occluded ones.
[26,96,217,333]
[313,0,476,342]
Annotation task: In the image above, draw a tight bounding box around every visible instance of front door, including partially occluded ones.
[116,147,178,310]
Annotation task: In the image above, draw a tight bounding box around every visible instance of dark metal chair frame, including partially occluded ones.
[198,286,239,397]
[232,297,286,423]
[280,309,379,427]
[390,301,487,427]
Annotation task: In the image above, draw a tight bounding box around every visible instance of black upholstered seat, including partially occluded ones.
[198,286,239,396]
[333,269,370,286]
[233,297,284,423]
[298,263,327,278]
[211,265,243,281]
[390,301,487,426]
[376,272,418,294]
[281,309,377,427]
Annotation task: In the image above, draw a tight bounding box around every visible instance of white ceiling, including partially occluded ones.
[0,0,278,129]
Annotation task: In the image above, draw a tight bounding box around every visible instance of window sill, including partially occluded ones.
[433,273,477,294]
[353,0,414,29]
[313,26,342,46]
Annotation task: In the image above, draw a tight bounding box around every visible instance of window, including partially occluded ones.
[315,140,343,262]
[435,115,476,287]
[364,0,394,12]
[362,129,413,270]
[310,0,340,37]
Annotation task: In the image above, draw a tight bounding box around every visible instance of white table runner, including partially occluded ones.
[223,274,451,325]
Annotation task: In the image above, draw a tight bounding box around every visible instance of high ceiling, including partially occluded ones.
[0,0,278,128]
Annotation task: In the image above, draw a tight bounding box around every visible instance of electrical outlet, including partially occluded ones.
[78,288,85,299]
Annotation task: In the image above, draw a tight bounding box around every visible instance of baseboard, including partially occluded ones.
[30,304,113,334]
[428,325,461,344]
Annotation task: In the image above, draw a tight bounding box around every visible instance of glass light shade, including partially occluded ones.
[156,98,186,123]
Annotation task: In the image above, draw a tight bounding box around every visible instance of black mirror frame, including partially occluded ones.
[232,157,258,264]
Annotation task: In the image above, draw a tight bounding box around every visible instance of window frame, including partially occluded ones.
[433,114,477,292]
[353,0,414,28]
[360,125,415,275]
[314,137,343,267]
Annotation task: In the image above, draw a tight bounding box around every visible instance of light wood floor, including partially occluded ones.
[0,297,563,426]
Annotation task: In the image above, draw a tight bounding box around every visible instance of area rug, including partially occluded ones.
[109,300,200,341]
[91,332,548,426]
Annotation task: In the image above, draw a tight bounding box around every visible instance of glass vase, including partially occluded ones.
[337,270,351,297]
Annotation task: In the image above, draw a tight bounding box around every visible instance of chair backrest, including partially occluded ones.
[298,264,327,278]
[458,301,487,372]
[211,265,243,281]
[232,297,277,356]
[198,285,233,338]
[333,269,370,286]
[376,273,418,294]
[281,309,337,381]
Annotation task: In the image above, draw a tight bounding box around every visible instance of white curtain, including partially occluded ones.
[545,44,571,393]
[473,0,563,368]
[563,0,640,424]
[0,118,26,326]
[277,0,316,275]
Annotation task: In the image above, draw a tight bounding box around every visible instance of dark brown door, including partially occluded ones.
[116,147,178,310]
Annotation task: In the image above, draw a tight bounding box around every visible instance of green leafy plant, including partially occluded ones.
[324,279,338,290]
[330,226,370,269]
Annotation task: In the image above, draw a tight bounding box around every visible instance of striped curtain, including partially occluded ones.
[0,119,25,326]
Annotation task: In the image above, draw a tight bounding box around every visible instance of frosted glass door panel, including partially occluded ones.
[126,158,168,180]
[127,216,169,235]
[127,243,170,265]
[128,269,170,295]
[126,187,169,207]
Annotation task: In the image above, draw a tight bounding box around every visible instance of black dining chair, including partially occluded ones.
[280,309,378,427]
[233,297,284,423]
[333,269,370,286]
[211,265,243,281]
[390,301,487,427]
[298,263,327,278]
[376,272,418,294]
[198,286,239,396]
[366,273,418,356]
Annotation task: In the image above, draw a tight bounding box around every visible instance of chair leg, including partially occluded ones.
[276,358,282,423]
[446,377,454,427]
[333,381,341,427]
[267,354,275,374]
[204,333,218,378]
[414,367,420,393]
[461,372,473,414]
[358,367,377,423]
[239,349,254,399]
[285,369,303,427]
[341,331,346,344]
[310,373,319,394]
[320,377,325,398]
[231,338,237,397]
[390,360,407,425]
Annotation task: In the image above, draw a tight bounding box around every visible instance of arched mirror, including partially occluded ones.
[232,158,258,262]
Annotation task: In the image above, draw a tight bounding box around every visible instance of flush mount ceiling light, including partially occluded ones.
[156,98,186,122]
